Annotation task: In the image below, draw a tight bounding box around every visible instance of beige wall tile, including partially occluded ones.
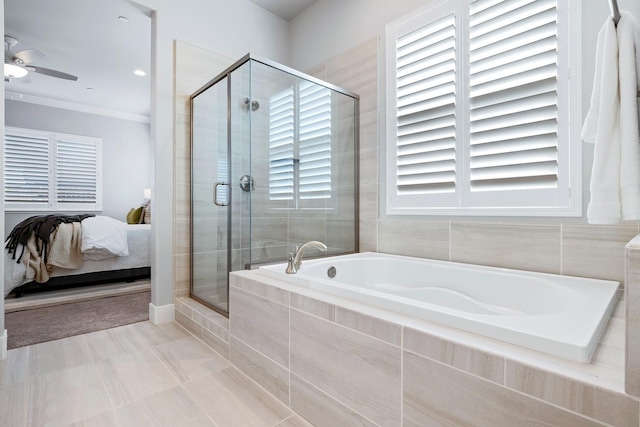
[360,220,378,252]
[290,309,401,426]
[626,245,640,396]
[403,351,603,427]
[230,336,290,404]
[230,273,290,305]
[175,310,203,339]
[451,222,562,274]
[229,286,290,367]
[404,327,505,384]
[290,374,378,427]
[291,294,336,321]
[335,307,402,346]
[182,367,293,427]
[505,360,639,427]
[378,219,449,261]
[202,329,230,360]
[563,224,638,283]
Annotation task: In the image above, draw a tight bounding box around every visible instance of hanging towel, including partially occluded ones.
[583,11,640,224]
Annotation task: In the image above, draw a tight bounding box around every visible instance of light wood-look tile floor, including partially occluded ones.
[0,320,313,427]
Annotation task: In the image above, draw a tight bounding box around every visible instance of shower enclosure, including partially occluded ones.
[190,54,359,315]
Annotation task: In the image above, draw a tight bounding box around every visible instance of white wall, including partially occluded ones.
[4,100,151,236]
[130,0,290,311]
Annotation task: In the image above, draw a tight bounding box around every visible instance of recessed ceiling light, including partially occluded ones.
[118,16,129,23]
[86,87,94,91]
[133,69,146,76]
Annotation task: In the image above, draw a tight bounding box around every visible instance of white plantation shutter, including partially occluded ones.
[395,13,457,197]
[298,81,331,200]
[4,129,50,206]
[4,127,102,211]
[269,81,333,206]
[55,137,99,205]
[468,0,559,193]
[269,88,295,201]
[386,0,579,216]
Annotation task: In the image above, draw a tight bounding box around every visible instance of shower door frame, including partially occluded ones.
[189,53,361,316]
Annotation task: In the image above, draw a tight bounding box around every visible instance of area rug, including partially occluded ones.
[5,290,150,349]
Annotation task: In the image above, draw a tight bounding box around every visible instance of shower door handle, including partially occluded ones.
[213,182,229,206]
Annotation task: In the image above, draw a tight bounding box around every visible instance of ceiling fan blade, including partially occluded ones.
[25,65,78,81]
[13,49,44,64]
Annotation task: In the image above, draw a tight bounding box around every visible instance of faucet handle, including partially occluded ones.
[285,253,296,274]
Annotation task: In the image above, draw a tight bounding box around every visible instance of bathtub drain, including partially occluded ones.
[327,266,337,278]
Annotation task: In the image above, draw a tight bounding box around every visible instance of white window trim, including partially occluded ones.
[4,126,103,212]
[383,0,582,217]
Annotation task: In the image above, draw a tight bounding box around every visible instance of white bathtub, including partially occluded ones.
[259,252,620,363]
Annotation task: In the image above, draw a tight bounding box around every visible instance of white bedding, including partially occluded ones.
[4,219,150,297]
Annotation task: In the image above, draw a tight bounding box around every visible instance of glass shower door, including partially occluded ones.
[191,76,230,314]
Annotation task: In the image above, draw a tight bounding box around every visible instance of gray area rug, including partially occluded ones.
[6,290,150,349]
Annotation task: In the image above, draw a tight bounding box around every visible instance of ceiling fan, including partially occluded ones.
[4,35,78,82]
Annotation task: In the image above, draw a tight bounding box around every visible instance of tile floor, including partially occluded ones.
[0,320,313,427]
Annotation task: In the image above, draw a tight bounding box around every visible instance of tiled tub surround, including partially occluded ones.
[625,236,640,397]
[260,252,620,363]
[224,269,637,427]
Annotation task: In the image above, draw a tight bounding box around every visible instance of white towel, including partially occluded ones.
[583,11,640,224]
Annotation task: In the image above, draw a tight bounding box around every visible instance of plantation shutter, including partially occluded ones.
[4,129,50,205]
[468,0,559,193]
[269,88,295,201]
[395,13,457,196]
[55,137,99,205]
[4,126,102,211]
[298,81,332,200]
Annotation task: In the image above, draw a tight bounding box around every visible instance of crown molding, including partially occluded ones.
[5,91,150,123]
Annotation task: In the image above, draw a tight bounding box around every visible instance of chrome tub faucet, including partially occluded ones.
[286,241,327,274]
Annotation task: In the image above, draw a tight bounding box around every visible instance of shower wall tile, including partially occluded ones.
[403,327,505,385]
[174,254,190,298]
[402,351,603,427]
[563,223,638,283]
[229,286,290,367]
[359,110,378,152]
[359,220,378,252]
[378,219,449,261]
[451,222,562,274]
[505,360,639,427]
[326,38,378,114]
[290,309,402,426]
[360,183,378,222]
[230,336,290,404]
[175,218,190,256]
[175,310,203,339]
[290,374,378,427]
[175,182,190,222]
[303,63,326,81]
[288,217,327,246]
[625,238,640,397]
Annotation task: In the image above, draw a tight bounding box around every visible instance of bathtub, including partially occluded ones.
[259,252,620,363]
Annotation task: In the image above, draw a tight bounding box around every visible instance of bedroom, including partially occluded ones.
[2,0,152,338]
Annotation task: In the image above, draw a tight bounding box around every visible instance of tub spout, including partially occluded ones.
[286,241,327,274]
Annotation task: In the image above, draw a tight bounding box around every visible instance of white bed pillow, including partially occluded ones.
[81,216,129,260]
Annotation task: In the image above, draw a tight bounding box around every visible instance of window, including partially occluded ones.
[269,80,332,207]
[4,126,102,211]
[385,0,581,216]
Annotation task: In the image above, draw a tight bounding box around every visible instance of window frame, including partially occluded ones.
[383,0,582,217]
[4,126,103,212]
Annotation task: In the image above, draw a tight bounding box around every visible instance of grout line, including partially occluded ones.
[400,325,404,426]
[559,223,564,276]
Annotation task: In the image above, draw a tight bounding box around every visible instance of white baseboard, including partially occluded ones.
[1,329,7,360]
[149,303,174,324]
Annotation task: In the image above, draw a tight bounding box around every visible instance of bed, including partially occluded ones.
[4,215,151,297]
